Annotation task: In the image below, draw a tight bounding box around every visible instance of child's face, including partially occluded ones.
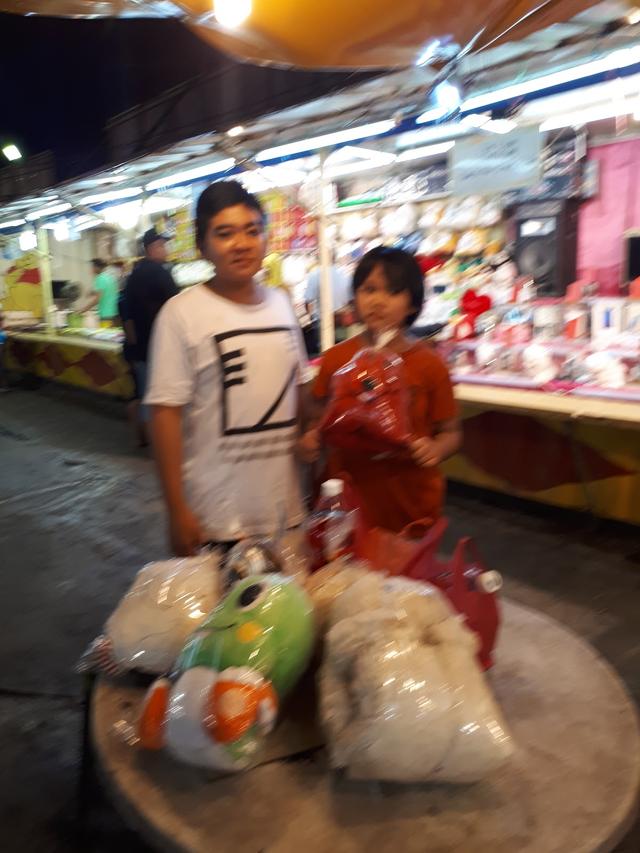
[199,204,266,285]
[355,263,413,334]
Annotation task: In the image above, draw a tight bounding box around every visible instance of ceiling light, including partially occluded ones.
[145,157,235,191]
[80,187,142,205]
[460,113,491,129]
[433,80,462,115]
[0,218,26,229]
[143,195,189,215]
[256,121,396,162]
[53,220,70,242]
[325,145,396,167]
[397,123,471,148]
[19,229,37,251]
[74,217,103,232]
[415,39,441,68]
[463,45,640,112]
[327,157,398,180]
[240,165,309,193]
[2,144,22,162]
[397,141,455,162]
[214,0,251,29]
[227,125,245,138]
[539,102,634,131]
[26,202,72,221]
[483,118,517,134]
[416,106,450,125]
[104,201,142,231]
[627,7,640,25]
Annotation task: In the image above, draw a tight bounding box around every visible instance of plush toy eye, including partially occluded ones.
[237,583,265,610]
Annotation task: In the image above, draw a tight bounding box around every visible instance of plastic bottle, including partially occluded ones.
[306,479,354,572]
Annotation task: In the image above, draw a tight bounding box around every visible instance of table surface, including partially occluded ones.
[92,601,640,853]
[455,382,640,427]
[7,329,123,354]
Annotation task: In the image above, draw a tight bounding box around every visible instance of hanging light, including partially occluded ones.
[214,0,252,29]
[433,80,462,115]
[19,229,37,251]
[53,220,70,241]
[2,144,21,162]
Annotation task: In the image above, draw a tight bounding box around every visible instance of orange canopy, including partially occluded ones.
[0,0,604,69]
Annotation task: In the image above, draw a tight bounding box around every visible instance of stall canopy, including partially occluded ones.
[0,0,609,69]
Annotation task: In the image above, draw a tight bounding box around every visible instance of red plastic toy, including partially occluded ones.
[320,347,412,455]
[341,476,501,670]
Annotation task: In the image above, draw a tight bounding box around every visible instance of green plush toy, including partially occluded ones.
[139,574,315,771]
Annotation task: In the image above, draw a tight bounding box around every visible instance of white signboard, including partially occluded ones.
[451,127,542,195]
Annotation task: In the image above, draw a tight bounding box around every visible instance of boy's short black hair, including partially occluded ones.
[91,258,107,271]
[195,180,265,247]
[352,246,425,327]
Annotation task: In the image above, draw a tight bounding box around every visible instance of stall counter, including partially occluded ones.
[6,330,134,399]
[446,383,640,526]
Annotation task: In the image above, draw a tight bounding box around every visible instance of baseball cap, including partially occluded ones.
[142,227,170,249]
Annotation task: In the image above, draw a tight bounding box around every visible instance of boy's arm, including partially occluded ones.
[146,303,200,554]
[151,405,204,556]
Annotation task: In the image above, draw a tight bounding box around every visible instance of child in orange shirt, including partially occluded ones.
[299,247,461,533]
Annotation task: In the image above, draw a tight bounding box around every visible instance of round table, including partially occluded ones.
[92,601,640,853]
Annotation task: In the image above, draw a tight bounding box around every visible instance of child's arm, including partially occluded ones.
[411,418,462,468]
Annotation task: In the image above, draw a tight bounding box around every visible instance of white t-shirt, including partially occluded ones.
[145,284,307,542]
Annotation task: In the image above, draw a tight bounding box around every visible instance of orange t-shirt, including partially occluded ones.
[312,336,458,533]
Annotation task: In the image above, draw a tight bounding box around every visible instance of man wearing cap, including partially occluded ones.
[122,228,179,420]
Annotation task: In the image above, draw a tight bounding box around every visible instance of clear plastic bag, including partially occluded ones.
[77,552,220,677]
[320,572,513,783]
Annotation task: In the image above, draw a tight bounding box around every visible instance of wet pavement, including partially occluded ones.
[0,384,638,852]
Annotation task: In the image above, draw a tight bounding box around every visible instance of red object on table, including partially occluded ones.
[405,536,501,670]
[319,347,412,455]
[341,476,501,670]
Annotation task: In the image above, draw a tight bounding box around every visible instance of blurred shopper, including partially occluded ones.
[84,259,120,326]
[122,228,179,432]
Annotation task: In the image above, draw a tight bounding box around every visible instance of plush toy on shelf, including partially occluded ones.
[138,574,316,772]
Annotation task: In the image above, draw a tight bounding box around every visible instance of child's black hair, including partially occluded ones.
[352,246,425,327]
[91,258,107,271]
[195,180,266,247]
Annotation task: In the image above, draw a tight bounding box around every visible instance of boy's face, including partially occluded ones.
[199,204,266,284]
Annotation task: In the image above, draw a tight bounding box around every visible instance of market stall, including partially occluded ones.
[5,330,133,399]
[2,14,640,521]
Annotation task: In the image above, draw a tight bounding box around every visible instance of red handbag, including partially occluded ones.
[319,347,412,455]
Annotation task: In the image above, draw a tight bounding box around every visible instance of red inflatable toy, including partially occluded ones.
[320,347,412,455]
[341,476,502,670]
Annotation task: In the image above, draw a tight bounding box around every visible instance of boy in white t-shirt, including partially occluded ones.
[146,181,308,555]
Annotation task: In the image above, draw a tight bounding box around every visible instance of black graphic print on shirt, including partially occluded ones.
[212,326,298,437]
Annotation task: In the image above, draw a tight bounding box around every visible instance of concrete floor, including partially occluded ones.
[0,384,638,852]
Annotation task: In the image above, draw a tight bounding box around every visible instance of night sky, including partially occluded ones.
[1,14,229,178]
[0,13,365,183]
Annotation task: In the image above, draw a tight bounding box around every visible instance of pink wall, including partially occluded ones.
[578,138,640,291]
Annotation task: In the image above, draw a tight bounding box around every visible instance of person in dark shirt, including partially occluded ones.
[122,228,179,432]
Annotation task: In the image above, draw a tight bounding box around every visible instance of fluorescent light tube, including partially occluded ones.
[397,141,455,162]
[256,121,396,161]
[80,187,142,205]
[26,202,72,221]
[145,158,235,190]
